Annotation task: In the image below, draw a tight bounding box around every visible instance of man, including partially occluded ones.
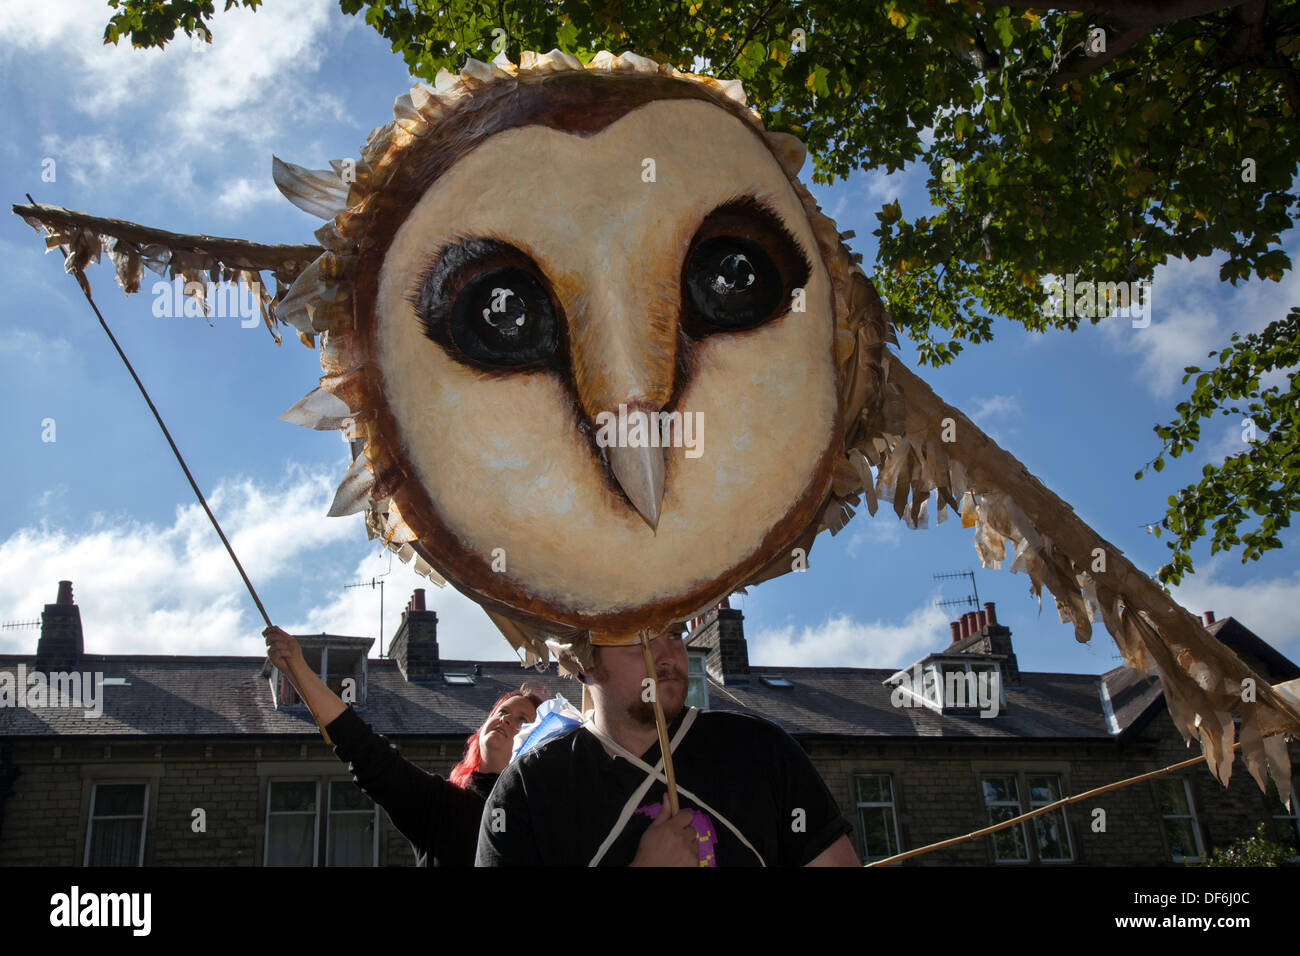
[475,625,859,866]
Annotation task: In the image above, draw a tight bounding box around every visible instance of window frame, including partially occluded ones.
[1152,776,1204,863]
[264,778,322,867]
[83,780,150,868]
[971,764,1076,865]
[259,766,380,867]
[78,764,162,868]
[686,649,709,710]
[325,779,381,868]
[269,638,370,711]
[1265,776,1299,862]
[853,772,902,863]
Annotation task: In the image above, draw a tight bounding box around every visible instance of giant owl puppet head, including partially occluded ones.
[272,49,881,665]
[17,49,1299,802]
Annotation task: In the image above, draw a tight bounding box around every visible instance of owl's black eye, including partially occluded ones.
[449,267,558,366]
[680,196,811,339]
[684,236,781,330]
[412,238,562,370]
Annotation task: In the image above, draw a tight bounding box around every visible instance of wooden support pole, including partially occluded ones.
[640,632,680,815]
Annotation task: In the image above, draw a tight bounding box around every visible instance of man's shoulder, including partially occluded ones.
[504,722,596,777]
[693,709,793,739]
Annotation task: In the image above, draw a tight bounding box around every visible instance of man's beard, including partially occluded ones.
[626,667,687,727]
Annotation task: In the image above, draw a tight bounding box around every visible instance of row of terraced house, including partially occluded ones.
[1,580,1297,866]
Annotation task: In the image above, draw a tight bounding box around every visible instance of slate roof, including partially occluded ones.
[3,614,1286,743]
[0,655,576,739]
[0,653,1152,742]
[700,666,1143,740]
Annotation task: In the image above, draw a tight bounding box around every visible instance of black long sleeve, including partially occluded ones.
[327,706,496,866]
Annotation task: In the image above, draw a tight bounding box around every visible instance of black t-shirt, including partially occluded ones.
[475,708,852,866]
[327,706,497,867]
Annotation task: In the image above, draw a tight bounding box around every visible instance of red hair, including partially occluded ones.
[449,690,543,788]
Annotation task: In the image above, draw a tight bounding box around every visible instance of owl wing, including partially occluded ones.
[11,200,317,347]
[818,332,1298,806]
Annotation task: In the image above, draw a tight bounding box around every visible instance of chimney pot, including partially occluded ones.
[413,589,426,611]
[984,601,997,626]
[56,580,74,605]
[1203,610,1215,626]
[959,616,969,639]
[949,621,962,643]
[977,610,987,630]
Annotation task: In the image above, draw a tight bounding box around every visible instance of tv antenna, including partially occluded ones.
[932,569,981,611]
[0,619,39,631]
[345,552,393,657]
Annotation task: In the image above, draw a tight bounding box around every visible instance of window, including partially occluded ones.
[1027,775,1073,862]
[935,662,1001,713]
[1154,777,1203,862]
[265,781,319,866]
[855,774,901,863]
[759,675,792,688]
[327,781,379,867]
[265,779,379,867]
[685,650,709,709]
[85,783,148,867]
[980,772,1073,864]
[442,673,476,686]
[982,775,1029,862]
[267,636,371,709]
[1265,777,1299,860]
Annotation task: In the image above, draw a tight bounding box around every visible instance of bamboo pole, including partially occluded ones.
[29,197,332,744]
[866,737,1263,866]
[640,632,680,815]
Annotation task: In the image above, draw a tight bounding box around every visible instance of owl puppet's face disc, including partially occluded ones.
[368,96,838,635]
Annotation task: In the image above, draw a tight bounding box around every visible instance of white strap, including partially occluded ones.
[586,708,697,867]
[584,709,766,867]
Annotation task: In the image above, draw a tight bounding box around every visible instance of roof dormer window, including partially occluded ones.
[266,635,373,710]
[886,654,1005,717]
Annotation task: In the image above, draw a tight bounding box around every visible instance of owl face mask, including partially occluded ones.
[275,52,883,650]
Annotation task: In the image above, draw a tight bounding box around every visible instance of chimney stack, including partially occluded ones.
[36,580,84,670]
[947,601,1020,685]
[685,606,750,685]
[390,589,439,682]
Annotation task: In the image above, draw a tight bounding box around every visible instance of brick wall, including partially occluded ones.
[808,721,1299,866]
[0,736,466,867]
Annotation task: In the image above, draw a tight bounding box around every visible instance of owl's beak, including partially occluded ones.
[607,443,665,532]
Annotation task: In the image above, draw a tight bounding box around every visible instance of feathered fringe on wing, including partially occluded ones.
[11,201,321,347]
[817,355,1298,807]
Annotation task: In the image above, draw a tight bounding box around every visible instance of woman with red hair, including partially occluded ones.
[265,625,542,866]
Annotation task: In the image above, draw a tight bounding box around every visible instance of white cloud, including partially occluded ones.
[0,328,73,364]
[4,0,350,192]
[747,601,951,670]
[292,555,509,662]
[844,515,902,558]
[39,132,197,194]
[968,393,1020,422]
[1172,564,1300,664]
[1100,243,1300,398]
[214,176,284,217]
[0,466,359,656]
[0,464,532,664]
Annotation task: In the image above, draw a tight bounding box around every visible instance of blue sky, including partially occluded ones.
[1,0,1297,679]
